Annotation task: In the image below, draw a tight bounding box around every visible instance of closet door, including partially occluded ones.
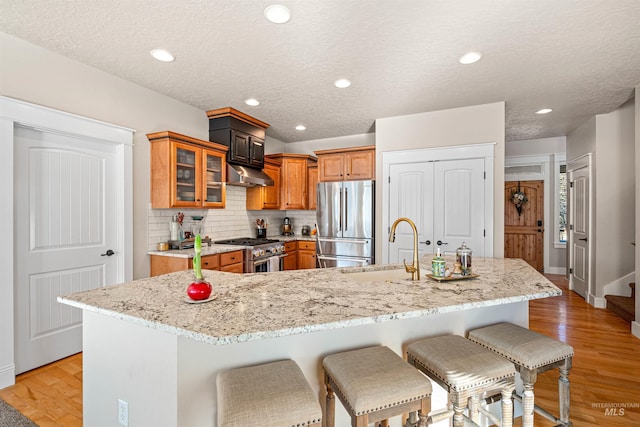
[388,162,434,263]
[433,158,486,256]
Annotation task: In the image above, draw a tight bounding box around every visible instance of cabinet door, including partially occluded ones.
[283,241,297,270]
[173,142,202,207]
[282,158,307,209]
[201,149,226,208]
[297,250,316,269]
[262,163,281,209]
[307,166,318,210]
[345,150,375,180]
[230,130,250,165]
[318,153,345,181]
[249,136,265,169]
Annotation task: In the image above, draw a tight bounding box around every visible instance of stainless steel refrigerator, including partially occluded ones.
[316,180,374,267]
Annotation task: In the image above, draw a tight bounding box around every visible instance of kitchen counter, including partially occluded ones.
[147,236,315,258]
[59,258,560,427]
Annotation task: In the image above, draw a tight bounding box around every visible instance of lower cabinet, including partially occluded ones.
[283,241,297,271]
[150,250,243,277]
[297,241,317,269]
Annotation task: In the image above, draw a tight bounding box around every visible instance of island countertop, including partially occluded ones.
[59,257,561,345]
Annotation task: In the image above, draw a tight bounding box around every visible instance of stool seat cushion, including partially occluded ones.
[217,359,322,427]
[323,346,432,416]
[468,322,574,370]
[407,335,516,392]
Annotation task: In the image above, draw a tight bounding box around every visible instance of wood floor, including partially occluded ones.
[1,275,639,426]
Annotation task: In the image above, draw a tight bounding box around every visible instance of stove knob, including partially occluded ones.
[260,249,265,256]
[253,249,260,257]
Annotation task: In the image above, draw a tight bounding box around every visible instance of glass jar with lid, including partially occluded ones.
[456,242,472,276]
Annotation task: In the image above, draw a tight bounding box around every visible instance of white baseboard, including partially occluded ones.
[589,293,607,309]
[0,363,15,390]
[632,321,640,339]
[546,267,567,275]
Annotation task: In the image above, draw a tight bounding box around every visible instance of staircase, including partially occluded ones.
[605,283,636,323]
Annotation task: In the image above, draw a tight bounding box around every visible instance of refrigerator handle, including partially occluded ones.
[339,188,343,231]
[344,188,348,231]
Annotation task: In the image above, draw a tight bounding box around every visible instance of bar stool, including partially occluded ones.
[406,334,516,427]
[468,322,574,427]
[217,359,322,427]
[323,345,432,427]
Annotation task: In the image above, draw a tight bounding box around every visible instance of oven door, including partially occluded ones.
[316,255,371,268]
[253,255,285,273]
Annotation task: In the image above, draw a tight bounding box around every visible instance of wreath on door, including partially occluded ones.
[511,181,528,216]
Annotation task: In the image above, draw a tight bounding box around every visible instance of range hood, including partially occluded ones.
[226,164,274,187]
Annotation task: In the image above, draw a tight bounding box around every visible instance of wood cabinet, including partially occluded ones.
[246,158,281,210]
[307,164,318,210]
[247,154,317,210]
[296,241,317,269]
[148,131,227,209]
[315,145,375,182]
[150,250,243,277]
[283,241,297,271]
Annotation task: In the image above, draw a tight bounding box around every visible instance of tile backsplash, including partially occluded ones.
[148,186,317,250]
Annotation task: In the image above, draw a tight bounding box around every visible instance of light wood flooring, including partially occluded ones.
[1,275,639,426]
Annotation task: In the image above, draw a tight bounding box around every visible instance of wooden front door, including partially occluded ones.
[504,180,544,271]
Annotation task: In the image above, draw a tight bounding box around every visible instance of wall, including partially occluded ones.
[375,102,506,258]
[506,137,567,273]
[567,99,636,303]
[635,86,640,339]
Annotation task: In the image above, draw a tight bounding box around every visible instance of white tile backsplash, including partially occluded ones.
[148,186,318,250]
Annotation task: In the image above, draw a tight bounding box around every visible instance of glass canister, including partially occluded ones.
[456,242,472,276]
[431,248,446,278]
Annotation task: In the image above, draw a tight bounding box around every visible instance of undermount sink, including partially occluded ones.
[344,268,419,283]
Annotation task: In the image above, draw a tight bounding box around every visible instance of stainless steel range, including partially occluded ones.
[214,238,285,273]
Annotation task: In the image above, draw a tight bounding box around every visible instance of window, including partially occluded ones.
[554,154,567,247]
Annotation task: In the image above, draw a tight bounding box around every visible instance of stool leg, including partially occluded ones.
[559,358,572,425]
[522,383,534,427]
[451,393,465,427]
[417,397,430,427]
[468,394,480,424]
[501,385,514,427]
[325,378,335,427]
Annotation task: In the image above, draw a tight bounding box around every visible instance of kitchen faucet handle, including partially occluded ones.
[403,259,417,274]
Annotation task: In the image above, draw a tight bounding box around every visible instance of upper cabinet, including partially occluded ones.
[307,164,318,210]
[207,107,269,169]
[315,145,375,182]
[148,131,227,209]
[246,158,281,210]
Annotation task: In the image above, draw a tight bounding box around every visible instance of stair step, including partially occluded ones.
[605,294,635,323]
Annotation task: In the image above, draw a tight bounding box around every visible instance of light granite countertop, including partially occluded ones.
[59,257,561,346]
[147,236,316,258]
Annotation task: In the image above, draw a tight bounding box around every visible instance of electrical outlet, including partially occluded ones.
[118,399,128,426]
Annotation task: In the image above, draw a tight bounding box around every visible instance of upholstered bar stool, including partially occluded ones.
[217,359,322,427]
[468,322,574,427]
[323,345,432,427]
[406,335,516,427]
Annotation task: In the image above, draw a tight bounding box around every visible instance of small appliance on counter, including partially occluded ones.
[301,225,310,236]
[281,217,293,236]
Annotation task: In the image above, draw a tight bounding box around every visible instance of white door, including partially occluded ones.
[433,159,486,256]
[14,125,120,373]
[569,166,589,298]
[388,162,434,263]
[388,158,486,263]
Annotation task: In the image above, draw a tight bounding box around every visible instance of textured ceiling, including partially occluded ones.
[1,0,639,143]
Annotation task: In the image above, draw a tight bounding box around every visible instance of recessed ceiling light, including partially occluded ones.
[264,5,291,24]
[536,108,553,114]
[458,51,482,65]
[150,49,175,62]
[334,78,351,89]
[296,125,306,131]
[245,98,260,106]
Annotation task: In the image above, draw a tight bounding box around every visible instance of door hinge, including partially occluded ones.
[388,176,391,183]
[570,181,574,188]
[569,224,573,230]
[483,229,486,237]
[484,171,486,180]
[569,268,573,274]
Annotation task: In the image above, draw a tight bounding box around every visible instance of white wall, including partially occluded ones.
[635,87,640,339]
[375,102,506,258]
[506,137,567,273]
[285,133,375,155]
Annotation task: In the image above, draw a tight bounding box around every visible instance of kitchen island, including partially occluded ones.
[59,257,561,427]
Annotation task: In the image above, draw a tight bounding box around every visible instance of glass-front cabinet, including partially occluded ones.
[148,131,227,209]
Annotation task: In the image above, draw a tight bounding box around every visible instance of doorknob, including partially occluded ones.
[101,249,115,256]
[537,229,543,232]
[436,240,448,246]
[578,238,588,242]
[421,240,431,246]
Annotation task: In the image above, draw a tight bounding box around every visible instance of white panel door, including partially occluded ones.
[570,167,589,298]
[388,162,434,263]
[14,125,119,373]
[433,159,486,256]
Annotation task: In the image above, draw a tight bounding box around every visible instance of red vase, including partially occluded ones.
[186,280,212,301]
